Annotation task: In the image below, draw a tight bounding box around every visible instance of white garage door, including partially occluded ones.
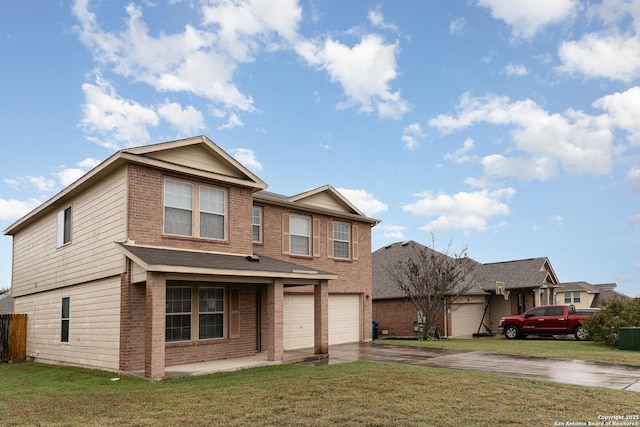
[283,294,314,350]
[451,302,485,337]
[329,294,361,345]
[283,294,361,350]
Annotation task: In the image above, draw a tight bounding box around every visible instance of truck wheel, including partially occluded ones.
[574,325,588,341]
[504,325,520,339]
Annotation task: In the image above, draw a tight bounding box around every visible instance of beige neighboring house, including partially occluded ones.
[554,281,625,309]
[3,136,378,379]
[373,241,561,338]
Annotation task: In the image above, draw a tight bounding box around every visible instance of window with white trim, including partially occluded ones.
[333,222,350,259]
[166,287,192,342]
[61,297,70,343]
[564,292,581,303]
[56,206,72,247]
[290,215,310,256]
[252,207,262,243]
[164,180,193,236]
[163,179,227,240]
[199,186,225,239]
[198,288,224,339]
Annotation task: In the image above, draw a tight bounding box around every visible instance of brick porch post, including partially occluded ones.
[145,272,166,379]
[267,278,284,361]
[314,279,329,355]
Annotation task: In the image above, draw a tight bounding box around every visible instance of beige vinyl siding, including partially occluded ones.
[14,277,121,371]
[11,168,127,297]
[148,144,246,179]
[296,192,348,212]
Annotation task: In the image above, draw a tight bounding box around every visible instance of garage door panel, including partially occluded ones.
[451,303,485,337]
[329,295,361,345]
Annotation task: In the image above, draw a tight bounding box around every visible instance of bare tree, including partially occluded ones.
[384,241,475,339]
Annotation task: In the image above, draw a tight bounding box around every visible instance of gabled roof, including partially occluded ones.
[372,240,485,299]
[372,240,560,300]
[254,186,379,225]
[117,243,338,281]
[473,257,559,291]
[4,136,266,235]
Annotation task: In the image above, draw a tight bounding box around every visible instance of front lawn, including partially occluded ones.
[377,337,640,366]
[1,361,638,426]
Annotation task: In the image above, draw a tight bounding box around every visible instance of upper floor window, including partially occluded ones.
[333,222,350,259]
[56,206,72,247]
[252,207,262,243]
[164,180,193,236]
[163,179,226,240]
[564,292,581,303]
[199,186,225,239]
[290,215,311,256]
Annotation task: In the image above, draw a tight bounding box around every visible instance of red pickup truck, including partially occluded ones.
[498,305,590,340]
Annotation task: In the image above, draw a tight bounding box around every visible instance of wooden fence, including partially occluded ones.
[0,314,27,362]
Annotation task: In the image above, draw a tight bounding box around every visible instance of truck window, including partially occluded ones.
[525,307,545,318]
[545,307,564,316]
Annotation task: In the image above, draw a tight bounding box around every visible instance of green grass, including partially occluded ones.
[1,360,639,426]
[377,337,640,366]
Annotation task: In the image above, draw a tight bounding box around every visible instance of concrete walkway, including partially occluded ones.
[161,342,640,392]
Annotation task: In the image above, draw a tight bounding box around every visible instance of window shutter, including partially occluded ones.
[327,220,334,258]
[313,218,320,257]
[229,288,240,339]
[352,225,359,260]
[282,214,290,255]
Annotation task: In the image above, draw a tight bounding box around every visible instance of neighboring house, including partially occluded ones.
[0,293,13,315]
[3,136,378,379]
[554,282,626,308]
[372,241,560,337]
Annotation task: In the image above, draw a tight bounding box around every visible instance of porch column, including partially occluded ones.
[314,279,329,355]
[145,272,166,380]
[267,279,284,361]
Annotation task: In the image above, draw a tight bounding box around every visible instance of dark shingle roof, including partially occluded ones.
[118,243,337,280]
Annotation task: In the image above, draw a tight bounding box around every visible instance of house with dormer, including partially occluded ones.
[3,136,378,379]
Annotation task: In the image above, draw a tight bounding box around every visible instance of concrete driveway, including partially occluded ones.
[299,342,640,392]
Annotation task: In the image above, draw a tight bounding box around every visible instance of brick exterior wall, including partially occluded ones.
[373,298,445,338]
[119,258,146,371]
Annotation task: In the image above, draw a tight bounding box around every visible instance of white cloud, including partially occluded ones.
[80,75,159,149]
[477,0,578,40]
[548,214,563,225]
[558,34,640,82]
[503,63,528,76]
[368,6,398,32]
[445,138,474,164]
[335,188,388,217]
[429,92,613,180]
[402,187,515,232]
[0,198,41,221]
[78,157,101,169]
[449,17,467,36]
[629,214,640,226]
[54,168,86,187]
[379,224,406,240]
[626,167,640,194]
[296,34,410,119]
[401,123,427,150]
[218,113,244,130]
[230,148,263,172]
[593,86,640,144]
[157,101,206,135]
[28,176,56,192]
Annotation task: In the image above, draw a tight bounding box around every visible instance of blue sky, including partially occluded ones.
[1,0,639,297]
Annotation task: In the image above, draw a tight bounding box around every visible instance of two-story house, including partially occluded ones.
[3,136,378,379]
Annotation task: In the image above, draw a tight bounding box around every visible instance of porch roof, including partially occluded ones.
[116,243,338,280]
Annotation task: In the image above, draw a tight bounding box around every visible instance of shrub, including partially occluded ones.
[583,298,640,346]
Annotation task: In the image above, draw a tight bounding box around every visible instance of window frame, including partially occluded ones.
[163,178,227,241]
[332,221,351,259]
[165,286,193,342]
[61,297,70,343]
[289,214,311,256]
[198,287,225,340]
[573,292,581,303]
[252,206,263,243]
[56,206,72,247]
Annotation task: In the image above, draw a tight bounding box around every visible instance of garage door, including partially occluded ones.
[283,294,361,350]
[283,294,314,350]
[329,294,361,345]
[451,302,485,337]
